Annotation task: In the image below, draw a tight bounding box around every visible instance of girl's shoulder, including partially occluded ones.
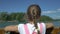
[38,22,45,24]
[18,23,29,27]
[38,22,46,27]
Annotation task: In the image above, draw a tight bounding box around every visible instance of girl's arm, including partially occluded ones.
[45,23,54,29]
[4,25,18,32]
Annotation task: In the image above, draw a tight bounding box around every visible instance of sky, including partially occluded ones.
[0,0,60,19]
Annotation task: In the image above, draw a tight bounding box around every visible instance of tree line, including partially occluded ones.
[0,12,53,22]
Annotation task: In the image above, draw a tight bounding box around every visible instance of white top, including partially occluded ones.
[18,22,46,34]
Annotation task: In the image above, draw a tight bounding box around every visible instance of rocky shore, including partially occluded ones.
[51,27,60,34]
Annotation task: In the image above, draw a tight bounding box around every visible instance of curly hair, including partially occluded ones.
[27,4,41,21]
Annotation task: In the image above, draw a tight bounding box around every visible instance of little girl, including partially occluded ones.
[4,4,53,34]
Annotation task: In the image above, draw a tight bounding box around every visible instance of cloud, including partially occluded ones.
[42,10,60,14]
[57,8,60,11]
[42,8,60,19]
[42,11,54,14]
[42,11,55,14]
